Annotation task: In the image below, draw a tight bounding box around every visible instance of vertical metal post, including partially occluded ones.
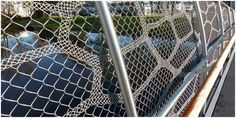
[194,1,209,70]
[232,8,235,42]
[194,1,208,57]
[95,1,138,117]
[227,6,232,28]
[231,8,235,25]
[194,2,209,115]
[227,6,232,40]
[156,2,209,116]
[202,102,207,115]
[218,2,225,36]
[218,2,225,51]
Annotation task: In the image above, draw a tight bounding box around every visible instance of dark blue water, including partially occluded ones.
[1,31,128,116]
[1,31,95,116]
[1,52,95,116]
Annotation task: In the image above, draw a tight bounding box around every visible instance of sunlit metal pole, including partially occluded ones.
[95,1,138,117]
[218,2,225,52]
[194,1,210,115]
[183,29,236,117]
[156,27,232,117]
[231,8,235,25]
[156,1,208,116]
[227,5,232,37]
[194,1,208,57]
[218,2,225,36]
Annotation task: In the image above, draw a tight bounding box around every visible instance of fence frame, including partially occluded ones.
[156,27,234,117]
[194,1,208,57]
[95,1,138,117]
[156,1,235,116]
[1,1,235,117]
[183,28,235,117]
[218,2,225,36]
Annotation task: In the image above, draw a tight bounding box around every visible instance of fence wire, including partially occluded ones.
[1,1,235,117]
[199,1,222,46]
[165,2,235,117]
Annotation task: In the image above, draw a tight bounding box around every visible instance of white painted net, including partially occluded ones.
[165,2,235,116]
[1,1,234,117]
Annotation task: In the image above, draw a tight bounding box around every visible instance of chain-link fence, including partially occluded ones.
[1,1,235,117]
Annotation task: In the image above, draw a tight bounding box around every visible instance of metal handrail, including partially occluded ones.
[183,30,235,117]
[156,27,234,117]
[205,43,235,116]
[156,1,235,116]
[1,1,235,117]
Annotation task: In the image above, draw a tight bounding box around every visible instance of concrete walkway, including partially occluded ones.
[212,56,235,117]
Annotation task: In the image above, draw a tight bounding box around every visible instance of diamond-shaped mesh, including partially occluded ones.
[231,9,235,25]
[199,1,221,46]
[221,3,230,31]
[106,1,201,116]
[165,2,235,117]
[220,3,233,52]
[1,1,235,117]
[1,1,114,117]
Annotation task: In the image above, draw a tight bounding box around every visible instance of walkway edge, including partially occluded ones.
[205,48,235,116]
[183,33,236,117]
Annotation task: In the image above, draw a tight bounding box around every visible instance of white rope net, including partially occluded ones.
[1,1,234,117]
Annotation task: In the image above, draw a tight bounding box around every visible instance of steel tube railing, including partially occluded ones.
[228,5,233,38]
[1,1,236,117]
[205,45,235,116]
[194,1,208,57]
[95,1,138,117]
[183,31,235,117]
[156,2,209,116]
[231,8,235,25]
[218,2,225,35]
[217,2,225,55]
[228,6,232,28]
[194,2,209,114]
[156,27,233,117]
[184,1,235,117]
[156,2,235,116]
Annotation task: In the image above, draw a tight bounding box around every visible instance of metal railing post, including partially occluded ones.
[156,2,209,116]
[227,5,232,38]
[218,2,225,51]
[231,8,235,25]
[194,1,208,57]
[218,2,225,36]
[156,27,232,117]
[183,28,235,117]
[194,2,209,105]
[227,6,232,28]
[95,1,138,117]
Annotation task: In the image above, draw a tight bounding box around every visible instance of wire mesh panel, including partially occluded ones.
[0,1,200,117]
[230,9,235,37]
[164,2,235,117]
[1,1,124,117]
[221,3,230,31]
[221,3,233,50]
[198,1,222,46]
[166,74,199,116]
[161,6,205,117]
[229,8,235,38]
[1,1,235,117]
[231,9,235,25]
[106,1,201,116]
